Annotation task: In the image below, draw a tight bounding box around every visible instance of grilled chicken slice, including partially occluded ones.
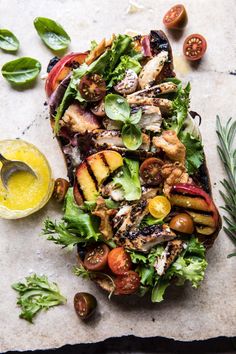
[127,96,172,115]
[91,129,150,151]
[141,187,159,199]
[154,240,184,276]
[127,82,178,99]
[61,103,101,133]
[138,51,169,89]
[114,200,149,239]
[139,106,163,132]
[114,224,176,252]
[113,205,132,230]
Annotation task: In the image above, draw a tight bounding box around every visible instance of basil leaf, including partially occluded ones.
[1,57,41,86]
[0,29,19,52]
[34,17,70,51]
[121,124,142,150]
[105,94,130,122]
[129,109,142,124]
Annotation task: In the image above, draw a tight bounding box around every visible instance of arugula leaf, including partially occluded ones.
[113,158,141,201]
[179,132,204,175]
[12,274,66,323]
[0,29,19,52]
[165,82,191,135]
[34,17,70,51]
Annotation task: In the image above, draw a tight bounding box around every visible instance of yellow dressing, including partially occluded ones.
[0,140,54,218]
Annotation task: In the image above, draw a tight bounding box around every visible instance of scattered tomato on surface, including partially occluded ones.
[74,292,97,320]
[163,4,188,30]
[53,178,69,202]
[108,247,132,275]
[183,34,207,61]
[84,244,110,271]
[148,195,171,219]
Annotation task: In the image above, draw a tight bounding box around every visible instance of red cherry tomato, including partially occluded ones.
[108,247,132,275]
[45,52,87,97]
[183,34,207,61]
[140,158,164,186]
[53,178,69,202]
[114,271,140,295]
[83,244,110,271]
[163,4,188,30]
[78,73,106,102]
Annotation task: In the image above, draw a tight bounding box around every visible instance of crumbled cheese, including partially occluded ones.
[126,0,144,14]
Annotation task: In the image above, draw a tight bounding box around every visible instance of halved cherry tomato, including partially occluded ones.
[74,292,97,320]
[84,244,110,271]
[163,4,188,30]
[108,247,132,275]
[114,271,140,295]
[170,213,194,234]
[53,178,70,202]
[183,34,207,61]
[148,195,171,219]
[45,52,87,97]
[78,73,106,102]
[140,158,164,186]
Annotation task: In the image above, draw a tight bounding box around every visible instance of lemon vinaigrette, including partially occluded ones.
[0,140,54,219]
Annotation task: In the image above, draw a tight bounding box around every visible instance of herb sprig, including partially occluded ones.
[216,116,236,257]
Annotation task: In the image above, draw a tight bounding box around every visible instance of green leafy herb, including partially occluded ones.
[140,214,164,228]
[109,34,133,72]
[0,29,19,52]
[166,255,208,288]
[121,124,142,150]
[105,94,142,150]
[216,116,236,257]
[113,158,141,201]
[1,57,41,86]
[12,274,66,323]
[34,17,70,51]
[42,189,101,249]
[108,54,142,87]
[151,279,170,303]
[105,94,131,122]
[179,132,204,175]
[165,82,191,134]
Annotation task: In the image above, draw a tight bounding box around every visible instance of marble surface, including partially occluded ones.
[0,0,236,352]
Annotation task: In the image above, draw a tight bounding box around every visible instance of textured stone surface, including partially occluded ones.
[0,0,236,352]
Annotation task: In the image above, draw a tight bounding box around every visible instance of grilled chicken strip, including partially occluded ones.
[153,130,186,164]
[127,96,172,115]
[61,103,101,133]
[91,129,150,151]
[154,239,184,276]
[127,82,178,99]
[139,51,169,89]
[114,224,176,252]
[139,106,163,132]
[114,200,149,238]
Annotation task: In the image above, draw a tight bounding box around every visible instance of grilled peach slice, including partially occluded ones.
[74,150,123,202]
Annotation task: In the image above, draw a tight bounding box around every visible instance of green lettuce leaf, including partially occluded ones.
[179,132,204,175]
[151,279,170,303]
[113,158,141,201]
[108,54,142,87]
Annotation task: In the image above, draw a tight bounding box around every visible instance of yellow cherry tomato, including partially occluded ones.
[148,196,171,219]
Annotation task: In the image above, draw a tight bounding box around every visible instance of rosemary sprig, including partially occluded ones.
[216,116,236,257]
